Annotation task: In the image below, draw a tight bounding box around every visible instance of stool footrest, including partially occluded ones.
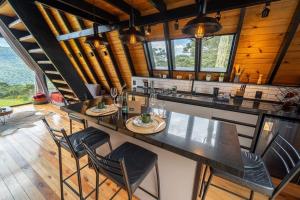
[63,163,89,182]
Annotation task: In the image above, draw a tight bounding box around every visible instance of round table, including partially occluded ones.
[0,106,13,124]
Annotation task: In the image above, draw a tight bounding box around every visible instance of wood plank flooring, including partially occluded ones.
[0,104,299,200]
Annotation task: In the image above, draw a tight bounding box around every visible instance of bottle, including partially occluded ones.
[122,91,128,114]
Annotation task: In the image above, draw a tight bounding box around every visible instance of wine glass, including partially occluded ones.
[110,88,118,104]
[158,101,167,118]
[115,95,123,108]
[149,92,157,108]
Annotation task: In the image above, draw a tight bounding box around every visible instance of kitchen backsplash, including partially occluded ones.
[132,76,300,102]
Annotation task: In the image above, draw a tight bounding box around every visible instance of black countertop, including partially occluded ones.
[61,98,244,177]
[130,87,300,119]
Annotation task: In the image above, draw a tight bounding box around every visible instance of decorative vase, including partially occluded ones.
[219,76,224,82]
[257,74,263,85]
[206,74,211,81]
[234,75,240,83]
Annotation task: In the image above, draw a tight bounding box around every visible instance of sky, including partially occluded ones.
[0,37,10,47]
[151,39,193,55]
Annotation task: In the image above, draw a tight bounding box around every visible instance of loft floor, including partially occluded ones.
[0,104,299,200]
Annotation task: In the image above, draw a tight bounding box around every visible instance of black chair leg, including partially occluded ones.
[58,147,64,200]
[199,165,208,197]
[202,171,213,200]
[108,140,113,152]
[250,191,254,200]
[155,162,161,200]
[75,159,83,199]
[95,171,99,200]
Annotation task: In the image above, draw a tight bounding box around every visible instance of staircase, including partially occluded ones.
[0,14,80,103]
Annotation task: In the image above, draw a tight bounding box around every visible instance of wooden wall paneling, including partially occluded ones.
[123,44,136,76]
[77,18,113,91]
[268,0,300,85]
[146,23,164,41]
[106,30,133,88]
[39,5,89,84]
[0,1,15,17]
[273,25,300,85]
[54,10,98,84]
[102,33,125,90]
[233,0,299,84]
[128,43,150,77]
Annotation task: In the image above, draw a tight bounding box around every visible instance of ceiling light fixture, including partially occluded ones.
[261,2,271,18]
[174,19,179,30]
[145,25,151,35]
[85,23,108,49]
[182,0,222,39]
[119,0,145,45]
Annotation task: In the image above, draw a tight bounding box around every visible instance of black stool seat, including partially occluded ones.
[106,142,158,192]
[61,127,110,157]
[213,161,274,196]
[241,151,263,169]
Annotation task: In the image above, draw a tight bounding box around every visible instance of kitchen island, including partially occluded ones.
[61,97,244,200]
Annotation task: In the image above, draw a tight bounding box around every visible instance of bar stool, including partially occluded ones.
[82,141,160,200]
[69,113,87,134]
[42,118,112,200]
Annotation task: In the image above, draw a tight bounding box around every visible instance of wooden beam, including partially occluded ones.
[268,1,300,84]
[143,42,153,77]
[58,11,103,85]
[148,0,166,13]
[104,0,141,17]
[123,44,136,76]
[163,22,173,78]
[77,18,114,90]
[57,26,112,41]
[8,0,92,100]
[35,0,113,25]
[43,7,92,84]
[226,8,246,82]
[101,33,126,87]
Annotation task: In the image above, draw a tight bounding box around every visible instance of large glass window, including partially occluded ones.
[200,35,234,72]
[173,38,195,71]
[148,41,168,70]
[0,37,35,106]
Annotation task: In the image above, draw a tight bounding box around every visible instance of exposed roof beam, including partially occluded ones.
[148,0,166,13]
[163,22,173,78]
[35,0,117,24]
[57,26,112,41]
[104,0,141,17]
[268,1,300,84]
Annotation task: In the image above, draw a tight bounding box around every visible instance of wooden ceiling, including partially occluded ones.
[0,0,299,98]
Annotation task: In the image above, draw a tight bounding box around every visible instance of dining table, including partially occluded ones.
[61,97,244,200]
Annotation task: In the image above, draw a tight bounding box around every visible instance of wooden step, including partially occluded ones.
[52,79,67,84]
[28,48,44,54]
[45,70,60,75]
[19,35,35,43]
[37,60,52,64]
[64,94,79,101]
[58,87,73,93]
[8,18,26,30]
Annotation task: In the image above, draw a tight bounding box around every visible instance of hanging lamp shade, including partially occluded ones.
[119,27,145,45]
[182,16,222,38]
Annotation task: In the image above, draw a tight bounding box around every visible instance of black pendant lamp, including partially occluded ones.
[85,23,108,49]
[182,0,222,39]
[119,1,145,45]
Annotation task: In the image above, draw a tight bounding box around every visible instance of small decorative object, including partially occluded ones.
[176,75,182,79]
[206,73,211,81]
[218,73,224,82]
[233,64,244,83]
[257,71,263,85]
[33,93,48,105]
[188,74,193,80]
[141,113,151,124]
[162,74,167,78]
[97,102,105,109]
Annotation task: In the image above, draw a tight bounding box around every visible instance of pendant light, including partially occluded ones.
[85,23,108,49]
[119,0,145,45]
[182,0,222,39]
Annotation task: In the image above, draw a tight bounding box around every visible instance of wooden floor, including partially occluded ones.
[0,104,299,200]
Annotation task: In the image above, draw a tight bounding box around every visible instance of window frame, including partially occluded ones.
[199,33,236,73]
[147,40,169,71]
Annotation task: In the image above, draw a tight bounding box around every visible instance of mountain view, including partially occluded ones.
[0,38,35,106]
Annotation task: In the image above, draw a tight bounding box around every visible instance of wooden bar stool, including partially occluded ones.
[83,141,160,200]
[68,113,87,134]
[43,118,112,200]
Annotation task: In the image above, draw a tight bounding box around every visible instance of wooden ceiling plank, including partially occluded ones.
[77,18,113,90]
[43,7,92,84]
[58,11,101,84]
[35,0,111,25]
[148,0,167,13]
[104,0,141,17]
[267,1,300,84]
[123,44,136,76]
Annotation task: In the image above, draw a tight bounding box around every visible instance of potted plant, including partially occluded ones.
[219,73,225,82]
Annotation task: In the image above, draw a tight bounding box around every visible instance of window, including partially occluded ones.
[148,41,168,70]
[200,34,234,72]
[0,37,35,106]
[173,38,195,71]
